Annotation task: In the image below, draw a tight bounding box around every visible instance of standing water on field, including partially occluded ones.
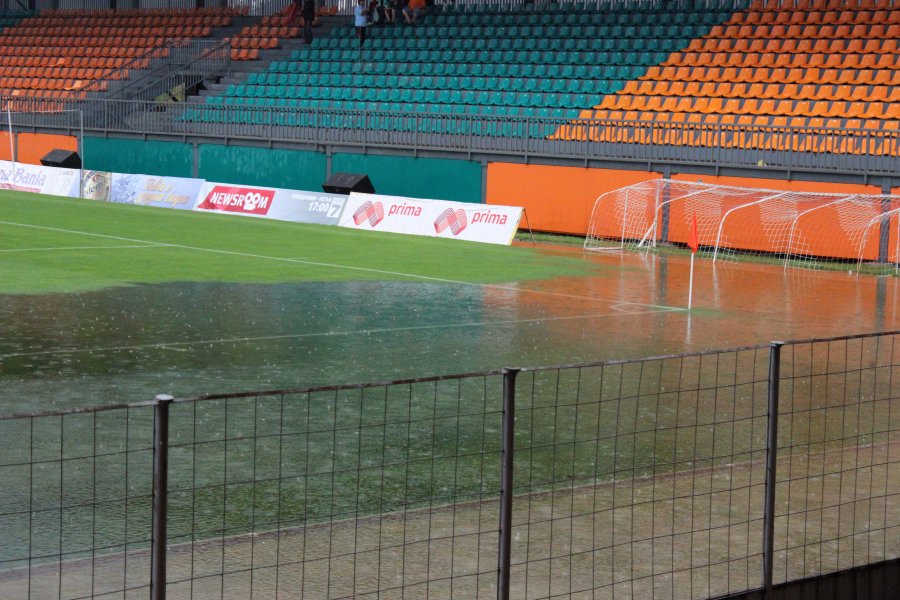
[1,250,898,413]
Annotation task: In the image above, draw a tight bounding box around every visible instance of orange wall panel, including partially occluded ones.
[487,165,893,262]
[486,163,661,235]
[17,133,77,166]
[0,132,11,161]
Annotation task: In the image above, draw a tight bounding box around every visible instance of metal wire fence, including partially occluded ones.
[3,95,899,178]
[0,332,898,599]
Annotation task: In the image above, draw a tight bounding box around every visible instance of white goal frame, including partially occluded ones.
[584,180,900,273]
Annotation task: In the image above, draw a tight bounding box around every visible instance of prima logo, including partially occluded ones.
[471,210,508,225]
[388,203,423,217]
[352,200,385,227]
[434,208,468,236]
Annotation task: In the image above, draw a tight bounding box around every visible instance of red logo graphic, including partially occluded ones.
[198,186,275,215]
[352,200,385,227]
[434,208,468,235]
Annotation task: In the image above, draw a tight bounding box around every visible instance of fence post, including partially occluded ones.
[498,368,519,600]
[878,194,891,264]
[151,394,173,600]
[762,343,783,599]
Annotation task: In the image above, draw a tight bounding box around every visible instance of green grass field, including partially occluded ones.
[0,192,593,295]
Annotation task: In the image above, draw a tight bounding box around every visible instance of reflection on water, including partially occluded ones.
[1,250,899,412]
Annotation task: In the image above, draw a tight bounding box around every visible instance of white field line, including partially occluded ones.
[5,219,648,307]
[0,309,669,359]
[0,219,683,311]
[0,221,684,357]
[0,244,169,253]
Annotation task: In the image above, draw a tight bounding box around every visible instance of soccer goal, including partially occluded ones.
[584,180,900,272]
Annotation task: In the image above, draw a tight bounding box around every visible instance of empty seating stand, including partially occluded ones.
[188,0,740,135]
[229,12,303,61]
[0,7,241,101]
[557,0,899,155]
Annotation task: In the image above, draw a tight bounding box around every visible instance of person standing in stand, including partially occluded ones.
[354,0,370,47]
[302,0,316,43]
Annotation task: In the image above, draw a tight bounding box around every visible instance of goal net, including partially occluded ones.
[584,180,900,273]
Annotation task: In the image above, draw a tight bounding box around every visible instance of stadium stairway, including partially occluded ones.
[193,15,349,105]
[0,7,248,104]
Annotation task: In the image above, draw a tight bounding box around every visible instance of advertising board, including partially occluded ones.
[338,193,523,245]
[196,182,346,225]
[81,170,112,202]
[110,173,203,210]
[0,160,80,197]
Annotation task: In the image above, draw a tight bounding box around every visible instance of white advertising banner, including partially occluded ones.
[338,193,523,245]
[81,170,112,202]
[195,181,347,226]
[0,160,80,197]
[109,173,204,210]
[270,189,347,225]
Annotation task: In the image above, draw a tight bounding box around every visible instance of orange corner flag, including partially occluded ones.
[688,213,699,254]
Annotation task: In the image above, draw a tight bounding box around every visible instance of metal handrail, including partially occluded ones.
[102,39,232,101]
[2,95,898,177]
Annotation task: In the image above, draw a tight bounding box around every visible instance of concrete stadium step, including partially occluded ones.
[187,16,351,104]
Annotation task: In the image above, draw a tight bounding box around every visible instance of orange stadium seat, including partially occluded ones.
[0,7,234,102]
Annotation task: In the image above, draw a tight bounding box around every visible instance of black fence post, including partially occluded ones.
[151,394,173,600]
[498,368,519,600]
[763,343,783,599]
[878,195,891,264]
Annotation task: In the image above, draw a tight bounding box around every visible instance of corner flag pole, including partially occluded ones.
[688,213,699,310]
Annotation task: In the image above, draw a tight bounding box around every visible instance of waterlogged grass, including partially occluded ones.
[0,192,594,295]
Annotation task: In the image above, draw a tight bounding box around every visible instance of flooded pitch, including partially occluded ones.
[2,247,899,599]
[2,249,899,413]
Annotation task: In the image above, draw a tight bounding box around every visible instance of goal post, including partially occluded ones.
[584,180,900,273]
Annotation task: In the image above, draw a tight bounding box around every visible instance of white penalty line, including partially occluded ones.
[0,309,670,359]
[0,219,683,313]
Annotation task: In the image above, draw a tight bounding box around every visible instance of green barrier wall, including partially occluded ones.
[332,154,482,203]
[83,139,483,204]
[198,145,325,190]
[84,137,193,177]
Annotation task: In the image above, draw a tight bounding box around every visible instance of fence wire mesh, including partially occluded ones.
[162,375,504,599]
[0,406,156,600]
[510,349,771,599]
[775,335,900,586]
[0,333,898,599]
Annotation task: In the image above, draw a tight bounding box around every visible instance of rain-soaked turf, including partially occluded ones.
[0,192,593,295]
